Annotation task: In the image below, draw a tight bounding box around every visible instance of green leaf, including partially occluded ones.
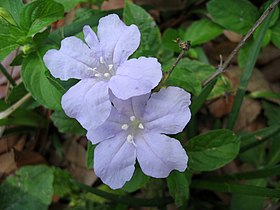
[20,0,64,36]
[183,19,223,46]
[123,1,161,57]
[207,0,259,35]
[0,8,25,60]
[6,82,28,104]
[167,171,189,206]
[53,0,85,12]
[21,50,63,110]
[186,129,240,171]
[0,108,47,127]
[164,58,216,95]
[191,180,280,198]
[238,39,253,68]
[263,101,280,126]
[53,167,77,197]
[162,28,180,53]
[208,75,233,100]
[122,166,150,193]
[0,0,23,25]
[87,141,95,168]
[248,91,280,100]
[0,165,54,210]
[51,111,86,135]
[271,20,280,48]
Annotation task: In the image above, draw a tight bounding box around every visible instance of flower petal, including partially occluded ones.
[83,25,100,50]
[143,86,191,134]
[109,57,162,100]
[43,37,98,80]
[94,133,136,189]
[110,92,150,118]
[87,106,127,144]
[97,14,140,66]
[136,132,188,178]
[62,80,111,130]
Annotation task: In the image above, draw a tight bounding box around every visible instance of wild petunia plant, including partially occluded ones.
[44,13,192,189]
[43,14,162,130]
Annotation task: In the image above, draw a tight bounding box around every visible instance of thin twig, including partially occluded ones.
[0,63,16,87]
[0,93,32,119]
[202,0,280,87]
[155,40,191,91]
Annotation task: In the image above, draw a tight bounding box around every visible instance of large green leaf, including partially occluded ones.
[21,50,63,110]
[183,19,223,46]
[20,0,64,36]
[186,129,240,171]
[0,165,54,210]
[0,7,25,60]
[164,58,216,95]
[167,171,190,206]
[0,0,23,25]
[271,20,280,48]
[53,0,85,12]
[207,0,259,35]
[51,111,86,135]
[123,1,161,57]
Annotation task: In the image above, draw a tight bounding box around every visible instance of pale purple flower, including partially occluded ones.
[87,87,191,189]
[43,14,162,129]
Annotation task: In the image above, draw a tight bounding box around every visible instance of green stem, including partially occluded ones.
[226,12,273,130]
[0,63,16,87]
[75,181,173,207]
[191,180,280,198]
[205,165,280,182]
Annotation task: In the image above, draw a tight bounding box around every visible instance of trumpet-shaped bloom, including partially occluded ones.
[43,14,162,129]
[87,87,191,189]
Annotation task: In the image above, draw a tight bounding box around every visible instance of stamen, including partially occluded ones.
[94,73,102,77]
[104,73,110,77]
[130,116,136,122]
[108,64,113,71]
[126,134,136,146]
[99,56,104,64]
[88,67,97,72]
[138,123,144,129]
[127,134,133,142]
[121,124,129,130]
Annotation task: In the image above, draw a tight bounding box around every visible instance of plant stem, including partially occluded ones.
[0,93,31,119]
[75,181,173,207]
[202,0,280,87]
[226,11,273,130]
[0,63,16,87]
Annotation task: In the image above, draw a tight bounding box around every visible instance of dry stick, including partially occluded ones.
[0,93,31,119]
[202,0,280,87]
[158,40,191,88]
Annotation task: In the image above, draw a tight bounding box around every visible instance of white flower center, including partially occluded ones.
[121,115,144,146]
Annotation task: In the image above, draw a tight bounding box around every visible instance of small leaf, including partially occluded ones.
[0,0,23,25]
[263,101,280,126]
[122,166,150,193]
[0,165,54,210]
[21,49,63,110]
[51,111,86,135]
[123,1,161,57]
[167,171,189,206]
[162,28,180,53]
[207,0,259,35]
[186,129,240,171]
[87,141,95,168]
[0,8,25,60]
[20,0,64,36]
[183,19,223,46]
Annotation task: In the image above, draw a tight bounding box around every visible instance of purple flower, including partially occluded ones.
[43,14,162,129]
[87,87,191,189]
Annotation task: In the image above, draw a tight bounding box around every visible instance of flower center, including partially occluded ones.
[88,56,115,79]
[121,115,144,146]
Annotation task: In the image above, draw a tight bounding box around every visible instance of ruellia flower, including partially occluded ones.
[87,87,191,189]
[43,14,162,129]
